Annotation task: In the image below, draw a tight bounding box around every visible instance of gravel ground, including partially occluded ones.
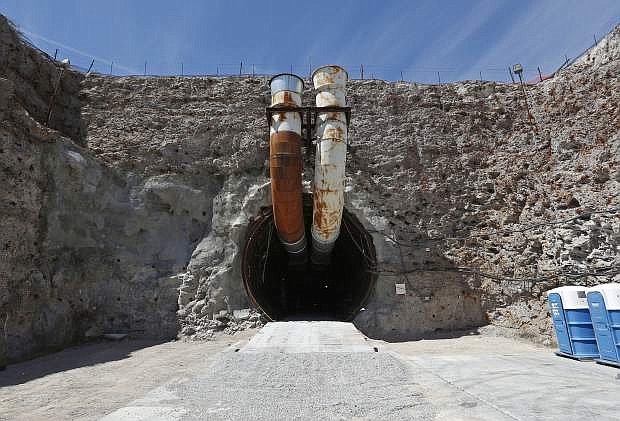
[106,352,435,421]
[104,321,435,420]
[3,323,620,421]
[0,330,256,421]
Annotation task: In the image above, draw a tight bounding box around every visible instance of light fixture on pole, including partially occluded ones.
[513,63,534,126]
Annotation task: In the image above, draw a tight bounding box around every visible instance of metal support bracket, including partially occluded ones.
[266,106,352,149]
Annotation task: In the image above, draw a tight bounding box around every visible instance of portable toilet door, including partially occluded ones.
[587,284,620,363]
[547,289,573,354]
[547,286,599,358]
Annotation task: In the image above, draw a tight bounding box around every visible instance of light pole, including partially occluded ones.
[513,63,534,126]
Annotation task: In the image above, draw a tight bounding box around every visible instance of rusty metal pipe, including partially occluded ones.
[310,65,348,266]
[268,74,307,263]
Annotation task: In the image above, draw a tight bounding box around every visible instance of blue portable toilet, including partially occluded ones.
[586,283,620,365]
[547,286,599,358]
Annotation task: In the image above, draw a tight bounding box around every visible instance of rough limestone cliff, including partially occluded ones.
[1,13,618,363]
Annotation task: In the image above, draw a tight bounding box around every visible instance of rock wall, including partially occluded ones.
[0,16,84,143]
[1,13,618,363]
[345,38,619,340]
[0,14,87,363]
[0,16,221,363]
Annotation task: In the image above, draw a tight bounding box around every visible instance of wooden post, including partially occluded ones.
[144,61,147,76]
[400,71,404,82]
[537,66,543,82]
[87,59,94,73]
[54,49,58,60]
[252,63,255,77]
[110,61,113,75]
[239,61,243,76]
[508,66,515,83]
[360,64,364,80]
[479,71,483,81]
[181,62,184,76]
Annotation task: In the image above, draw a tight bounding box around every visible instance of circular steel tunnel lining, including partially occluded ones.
[242,195,377,321]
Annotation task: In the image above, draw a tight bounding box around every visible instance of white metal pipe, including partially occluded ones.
[310,65,348,266]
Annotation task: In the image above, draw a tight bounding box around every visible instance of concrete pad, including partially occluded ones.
[101,406,188,421]
[241,321,374,353]
[375,334,620,421]
[405,353,619,420]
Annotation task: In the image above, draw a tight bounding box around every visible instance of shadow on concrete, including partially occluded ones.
[355,325,485,343]
[0,339,166,387]
[282,313,341,321]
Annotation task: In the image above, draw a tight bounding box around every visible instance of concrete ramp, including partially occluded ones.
[102,321,433,420]
[241,321,374,353]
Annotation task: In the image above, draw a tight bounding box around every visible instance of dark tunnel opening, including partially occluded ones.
[242,194,377,321]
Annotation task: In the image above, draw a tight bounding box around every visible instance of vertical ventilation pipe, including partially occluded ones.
[310,65,349,266]
[268,74,307,264]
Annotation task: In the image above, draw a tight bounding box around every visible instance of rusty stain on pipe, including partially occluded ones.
[270,132,304,244]
[310,65,349,266]
[268,73,307,262]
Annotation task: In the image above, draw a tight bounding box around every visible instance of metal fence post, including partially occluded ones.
[437,71,444,112]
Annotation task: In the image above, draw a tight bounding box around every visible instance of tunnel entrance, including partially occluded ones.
[242,194,377,321]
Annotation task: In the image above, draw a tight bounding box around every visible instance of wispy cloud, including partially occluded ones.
[4,0,619,81]
[407,0,505,70]
[19,28,140,74]
[462,0,620,81]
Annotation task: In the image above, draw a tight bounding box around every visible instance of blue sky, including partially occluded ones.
[2,1,619,83]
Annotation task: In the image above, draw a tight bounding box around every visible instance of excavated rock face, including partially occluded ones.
[343,28,620,341]
[1,13,619,362]
[0,14,86,362]
[0,16,84,143]
[0,16,222,362]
